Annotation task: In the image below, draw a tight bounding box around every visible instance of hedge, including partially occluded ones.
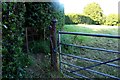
[65,13,119,26]
[65,14,95,24]
[2,2,64,78]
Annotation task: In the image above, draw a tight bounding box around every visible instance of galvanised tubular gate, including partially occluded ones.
[58,31,120,79]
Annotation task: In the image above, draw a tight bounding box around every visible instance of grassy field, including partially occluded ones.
[60,24,119,78]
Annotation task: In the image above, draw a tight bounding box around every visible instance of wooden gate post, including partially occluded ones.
[49,18,58,71]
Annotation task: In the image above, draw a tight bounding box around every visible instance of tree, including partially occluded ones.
[83,2,103,25]
[105,14,118,26]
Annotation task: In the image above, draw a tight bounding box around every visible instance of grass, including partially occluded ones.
[60,24,119,78]
[63,24,118,34]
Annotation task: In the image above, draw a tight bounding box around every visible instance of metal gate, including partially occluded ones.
[58,31,120,79]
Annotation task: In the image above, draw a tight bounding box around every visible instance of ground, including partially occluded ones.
[25,53,64,78]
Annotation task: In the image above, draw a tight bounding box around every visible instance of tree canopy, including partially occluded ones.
[105,14,118,26]
[83,2,103,25]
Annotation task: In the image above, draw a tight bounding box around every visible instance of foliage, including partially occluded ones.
[65,5,119,26]
[101,14,106,25]
[25,2,64,40]
[118,14,120,26]
[2,2,64,78]
[65,14,95,24]
[65,14,79,24]
[83,2,103,25]
[2,2,31,78]
[29,40,50,54]
[25,2,64,56]
[65,15,73,24]
[79,14,95,24]
[70,14,81,24]
[105,14,119,26]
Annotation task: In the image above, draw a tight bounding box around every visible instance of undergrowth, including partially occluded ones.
[25,53,64,78]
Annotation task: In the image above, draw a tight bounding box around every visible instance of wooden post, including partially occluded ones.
[25,27,29,53]
[50,19,58,71]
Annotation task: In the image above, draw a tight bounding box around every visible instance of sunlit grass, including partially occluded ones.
[64,24,118,35]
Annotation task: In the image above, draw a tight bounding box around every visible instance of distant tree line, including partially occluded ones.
[65,2,119,26]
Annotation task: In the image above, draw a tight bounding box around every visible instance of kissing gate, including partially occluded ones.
[50,19,120,79]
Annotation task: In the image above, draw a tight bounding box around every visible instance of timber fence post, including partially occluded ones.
[49,18,58,71]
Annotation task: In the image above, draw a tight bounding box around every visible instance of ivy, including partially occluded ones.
[2,2,64,78]
[2,2,30,78]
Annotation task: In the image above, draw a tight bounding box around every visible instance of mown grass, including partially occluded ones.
[63,24,118,34]
[60,24,119,78]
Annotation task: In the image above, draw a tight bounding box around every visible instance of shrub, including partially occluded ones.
[79,15,95,24]
[105,14,118,26]
[65,15,74,24]
[65,14,95,24]
[2,2,64,78]
[2,2,31,78]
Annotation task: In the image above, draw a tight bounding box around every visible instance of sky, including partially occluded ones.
[59,0,119,15]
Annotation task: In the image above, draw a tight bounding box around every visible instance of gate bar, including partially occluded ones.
[60,53,120,68]
[61,68,91,79]
[58,32,62,71]
[60,43,120,54]
[61,61,120,79]
[59,31,120,38]
[71,58,120,73]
